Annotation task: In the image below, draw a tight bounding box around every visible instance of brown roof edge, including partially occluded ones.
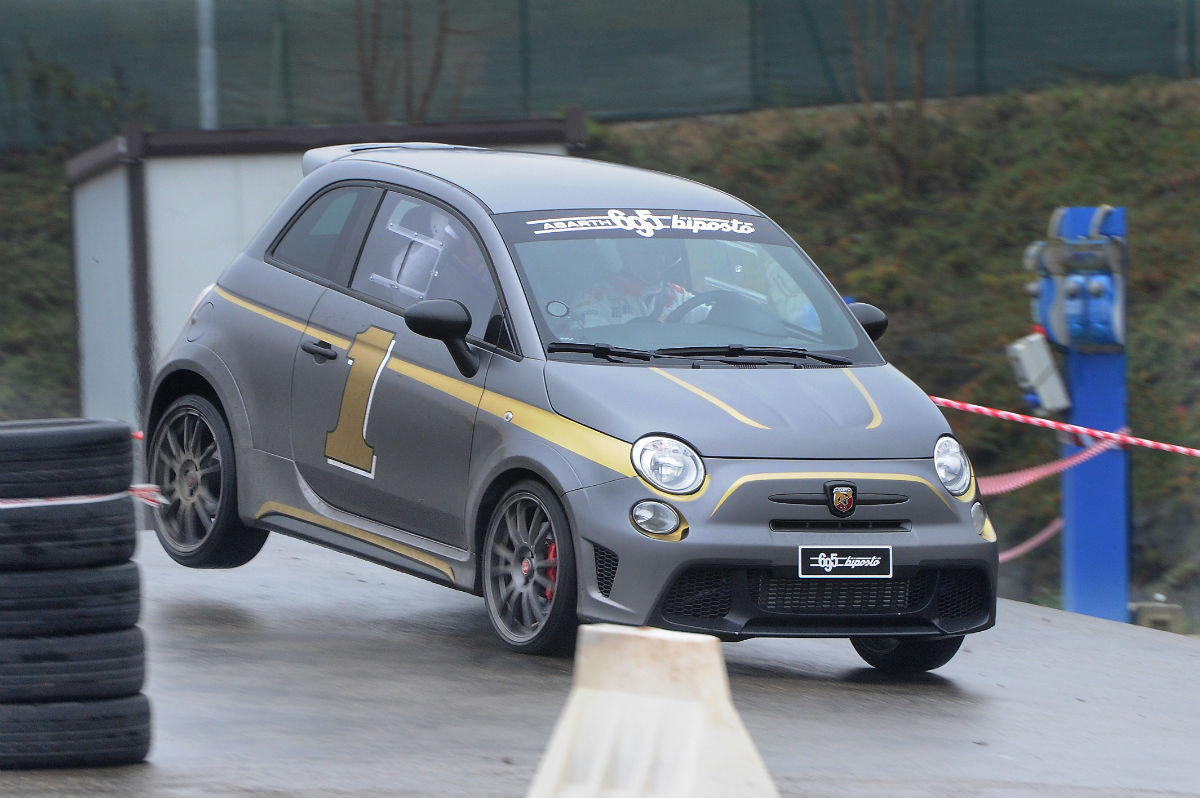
[63,136,128,186]
[64,110,588,187]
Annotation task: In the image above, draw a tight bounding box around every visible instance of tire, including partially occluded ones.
[146,395,267,568]
[0,563,140,638]
[0,419,132,499]
[851,635,965,674]
[0,628,144,703]
[0,694,150,769]
[0,494,135,571]
[482,480,578,655]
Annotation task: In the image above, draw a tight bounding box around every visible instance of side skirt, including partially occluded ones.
[256,506,472,592]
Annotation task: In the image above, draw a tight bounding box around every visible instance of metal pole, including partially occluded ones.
[1188,0,1197,78]
[1056,208,1130,622]
[197,0,219,129]
[974,0,986,93]
[749,0,762,108]
[519,0,532,117]
[270,0,293,125]
[1062,351,1129,621]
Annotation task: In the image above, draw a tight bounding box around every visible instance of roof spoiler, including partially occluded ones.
[301,142,480,176]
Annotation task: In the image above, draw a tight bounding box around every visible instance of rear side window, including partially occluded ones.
[271,185,380,284]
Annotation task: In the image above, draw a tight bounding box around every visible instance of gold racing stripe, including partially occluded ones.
[710,471,957,516]
[255,501,454,580]
[213,285,350,350]
[478,391,635,477]
[214,286,635,477]
[841,368,882,430]
[388,357,485,407]
[649,367,770,430]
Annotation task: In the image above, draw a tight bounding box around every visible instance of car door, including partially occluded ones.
[290,190,505,549]
[218,182,381,457]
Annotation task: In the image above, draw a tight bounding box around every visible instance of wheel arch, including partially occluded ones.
[146,370,223,442]
[468,443,594,595]
[145,351,252,458]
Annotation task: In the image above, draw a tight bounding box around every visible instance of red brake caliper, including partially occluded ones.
[544,542,558,601]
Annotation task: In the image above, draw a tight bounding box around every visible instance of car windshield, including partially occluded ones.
[494,208,882,364]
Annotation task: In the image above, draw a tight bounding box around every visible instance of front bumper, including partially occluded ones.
[564,458,998,640]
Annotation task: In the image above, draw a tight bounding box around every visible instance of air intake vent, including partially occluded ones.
[935,569,990,621]
[593,544,619,598]
[662,568,733,619]
[748,570,935,613]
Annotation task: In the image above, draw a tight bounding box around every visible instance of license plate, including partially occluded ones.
[799,546,892,578]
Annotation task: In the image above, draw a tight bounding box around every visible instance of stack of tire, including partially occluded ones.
[0,419,150,769]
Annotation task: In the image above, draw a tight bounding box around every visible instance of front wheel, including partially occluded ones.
[482,480,577,655]
[851,635,964,674]
[147,394,267,569]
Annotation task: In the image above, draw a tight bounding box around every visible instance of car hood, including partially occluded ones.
[543,361,950,460]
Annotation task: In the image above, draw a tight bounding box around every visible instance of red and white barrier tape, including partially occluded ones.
[0,491,131,509]
[129,483,167,507]
[999,517,1063,563]
[976,436,1120,496]
[0,484,166,509]
[930,396,1200,458]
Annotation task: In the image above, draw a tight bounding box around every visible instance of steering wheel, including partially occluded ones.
[663,290,744,323]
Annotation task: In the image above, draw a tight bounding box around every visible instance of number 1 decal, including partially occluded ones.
[324,326,396,477]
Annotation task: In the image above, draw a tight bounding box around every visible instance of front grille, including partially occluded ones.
[662,568,733,619]
[936,569,990,620]
[593,544,619,598]
[749,570,935,613]
[658,566,993,632]
[769,519,911,533]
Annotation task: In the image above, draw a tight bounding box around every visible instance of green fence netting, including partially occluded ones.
[1,0,1196,151]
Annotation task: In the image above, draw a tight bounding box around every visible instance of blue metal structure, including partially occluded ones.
[1025,206,1130,621]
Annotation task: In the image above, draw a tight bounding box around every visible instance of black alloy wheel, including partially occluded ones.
[147,395,266,568]
[482,480,577,655]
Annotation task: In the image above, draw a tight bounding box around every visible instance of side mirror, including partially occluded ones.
[848,302,888,341]
[404,299,480,377]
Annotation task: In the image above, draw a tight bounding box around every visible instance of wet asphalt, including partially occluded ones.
[1,529,1198,798]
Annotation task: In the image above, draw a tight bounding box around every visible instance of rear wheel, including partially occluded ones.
[147,395,267,568]
[482,480,577,655]
[851,635,964,673]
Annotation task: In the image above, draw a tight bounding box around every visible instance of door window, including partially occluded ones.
[351,192,502,341]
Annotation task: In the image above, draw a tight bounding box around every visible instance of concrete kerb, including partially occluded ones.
[527,624,779,798]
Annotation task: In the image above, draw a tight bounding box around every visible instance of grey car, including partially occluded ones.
[144,143,997,672]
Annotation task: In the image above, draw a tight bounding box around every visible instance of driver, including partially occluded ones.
[573,242,693,327]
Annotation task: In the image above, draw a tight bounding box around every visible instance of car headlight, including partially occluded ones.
[934,435,972,496]
[631,435,705,494]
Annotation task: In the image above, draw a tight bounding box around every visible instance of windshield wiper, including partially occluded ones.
[654,344,852,366]
[547,341,655,362]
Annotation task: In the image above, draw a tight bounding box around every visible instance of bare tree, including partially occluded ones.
[895,0,933,195]
[844,1,895,188]
[842,0,947,194]
[354,0,399,123]
[354,0,467,124]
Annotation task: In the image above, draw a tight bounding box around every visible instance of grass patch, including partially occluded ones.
[0,151,78,420]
